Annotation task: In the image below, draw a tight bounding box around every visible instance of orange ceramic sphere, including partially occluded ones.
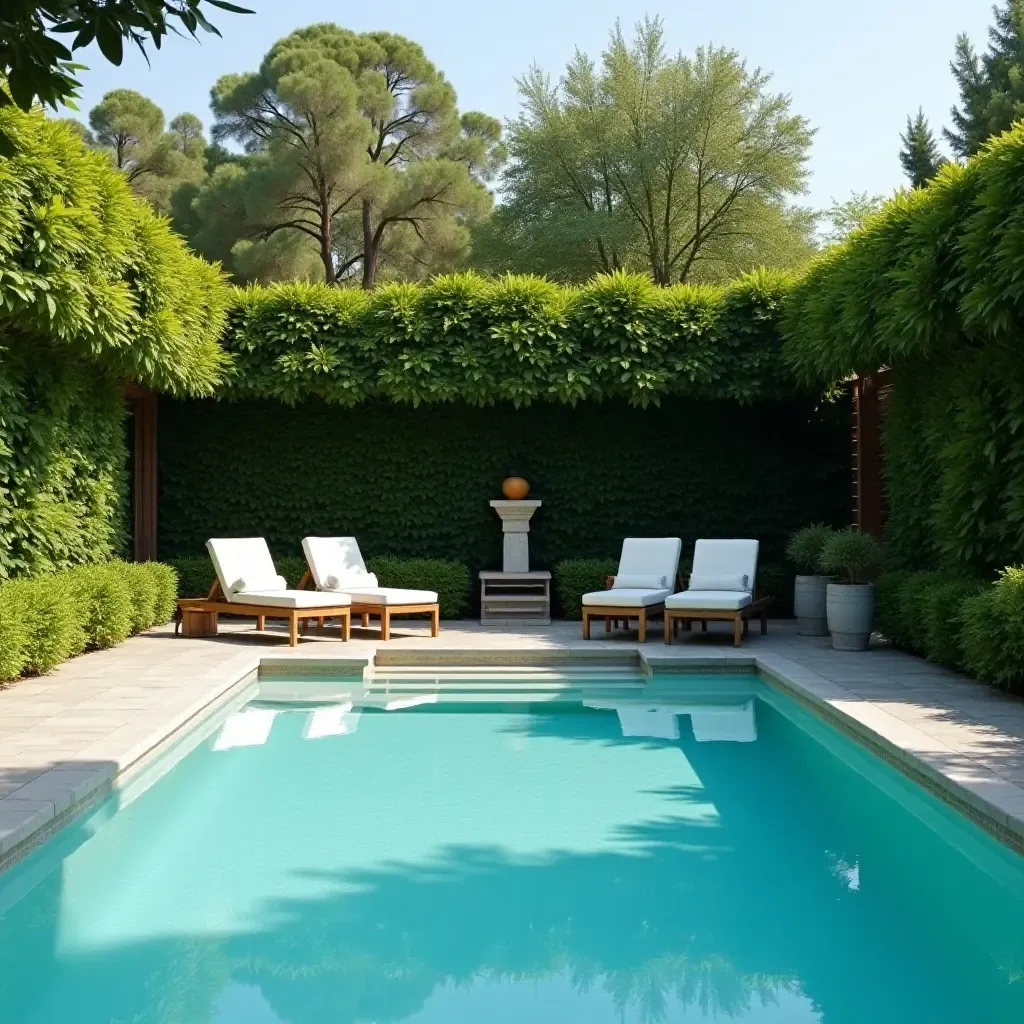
[501,476,530,500]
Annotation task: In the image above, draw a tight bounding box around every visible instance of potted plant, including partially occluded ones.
[818,529,885,651]
[786,524,834,636]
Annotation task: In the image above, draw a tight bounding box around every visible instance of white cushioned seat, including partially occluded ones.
[665,539,760,611]
[303,536,437,606]
[230,589,352,610]
[582,538,682,611]
[582,588,673,608]
[665,590,752,611]
[348,587,438,605]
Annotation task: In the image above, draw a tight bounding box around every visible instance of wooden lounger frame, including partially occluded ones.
[663,596,769,647]
[581,574,681,644]
[298,571,440,641]
[177,580,352,647]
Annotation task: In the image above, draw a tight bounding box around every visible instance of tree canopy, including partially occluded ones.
[946,0,1024,158]
[472,18,814,285]
[0,1,250,154]
[84,88,205,212]
[175,23,503,288]
[898,109,946,188]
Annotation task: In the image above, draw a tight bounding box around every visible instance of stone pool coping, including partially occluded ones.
[2,618,1024,869]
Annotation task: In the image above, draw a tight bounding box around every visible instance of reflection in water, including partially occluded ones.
[0,685,1023,1024]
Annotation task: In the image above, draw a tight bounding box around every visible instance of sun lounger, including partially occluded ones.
[581,537,682,642]
[663,539,767,647]
[300,536,439,640]
[178,537,353,646]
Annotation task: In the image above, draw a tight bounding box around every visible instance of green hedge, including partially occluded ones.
[223,269,800,408]
[159,396,849,580]
[782,125,1024,574]
[0,106,229,580]
[167,554,471,619]
[961,567,1024,693]
[0,561,179,681]
[553,559,619,620]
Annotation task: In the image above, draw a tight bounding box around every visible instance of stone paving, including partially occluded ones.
[2,614,1024,865]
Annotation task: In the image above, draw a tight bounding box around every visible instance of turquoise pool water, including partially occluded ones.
[1,676,1024,1023]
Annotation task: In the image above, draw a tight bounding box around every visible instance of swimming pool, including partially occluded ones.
[1,674,1023,1023]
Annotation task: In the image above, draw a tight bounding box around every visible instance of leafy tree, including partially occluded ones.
[820,191,884,246]
[0,1,250,155]
[899,108,946,187]
[85,88,205,212]
[188,24,503,287]
[473,17,814,285]
[946,0,1024,158]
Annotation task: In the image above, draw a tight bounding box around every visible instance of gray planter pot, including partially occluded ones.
[793,575,829,635]
[826,583,875,651]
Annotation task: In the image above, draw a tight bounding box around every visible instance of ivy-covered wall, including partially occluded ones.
[783,124,1024,573]
[158,395,849,572]
[0,106,228,579]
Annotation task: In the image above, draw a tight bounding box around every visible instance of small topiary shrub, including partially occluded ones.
[923,577,984,670]
[960,567,1024,693]
[553,558,619,619]
[786,524,834,574]
[366,556,471,619]
[818,529,884,584]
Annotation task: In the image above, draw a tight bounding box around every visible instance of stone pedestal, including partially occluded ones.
[489,500,542,573]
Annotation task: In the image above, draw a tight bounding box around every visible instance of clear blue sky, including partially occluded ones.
[67,0,995,210]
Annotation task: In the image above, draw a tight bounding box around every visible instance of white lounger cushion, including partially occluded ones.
[615,538,682,587]
[348,587,438,605]
[303,536,377,590]
[230,589,352,609]
[583,588,673,608]
[689,539,759,594]
[665,590,752,611]
[208,537,289,602]
[303,536,437,605]
[583,537,681,609]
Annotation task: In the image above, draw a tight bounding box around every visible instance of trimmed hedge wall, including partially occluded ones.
[159,396,849,588]
[222,270,797,408]
[0,561,178,681]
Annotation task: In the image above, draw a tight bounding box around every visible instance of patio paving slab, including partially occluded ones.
[1,615,1023,864]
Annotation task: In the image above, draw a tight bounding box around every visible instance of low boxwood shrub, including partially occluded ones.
[553,559,619,619]
[874,570,912,648]
[0,561,182,681]
[166,556,218,599]
[148,563,180,624]
[960,567,1024,693]
[11,575,83,675]
[923,577,984,670]
[366,556,471,619]
[70,563,134,650]
[0,585,29,681]
[117,562,159,634]
[896,571,961,656]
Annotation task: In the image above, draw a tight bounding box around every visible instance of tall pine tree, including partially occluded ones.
[946,0,1024,158]
[899,109,946,187]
